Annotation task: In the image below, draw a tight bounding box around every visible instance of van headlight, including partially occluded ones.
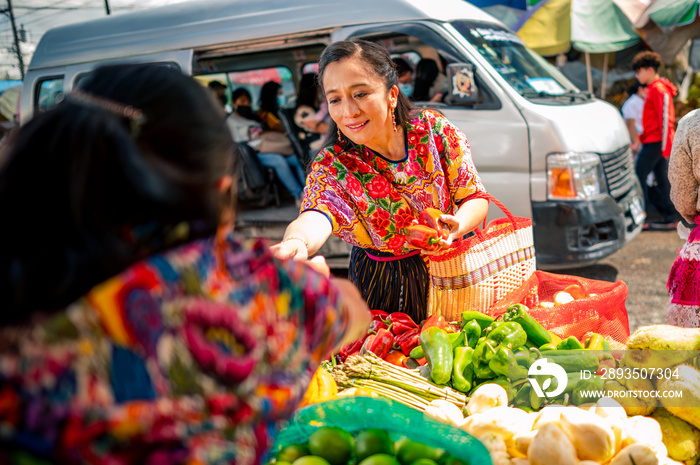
[547,152,607,200]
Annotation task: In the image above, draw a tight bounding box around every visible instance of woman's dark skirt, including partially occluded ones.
[348,246,428,323]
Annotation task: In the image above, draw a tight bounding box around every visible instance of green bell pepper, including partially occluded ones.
[452,346,474,393]
[460,311,494,330]
[419,327,454,385]
[514,347,540,368]
[571,375,606,405]
[486,321,527,351]
[489,346,529,380]
[472,339,498,379]
[557,336,585,351]
[409,330,465,359]
[463,319,481,349]
[538,342,558,351]
[503,304,552,347]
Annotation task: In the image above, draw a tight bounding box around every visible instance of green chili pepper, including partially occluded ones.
[487,321,527,351]
[472,339,498,379]
[540,350,599,372]
[419,327,454,385]
[602,339,611,351]
[452,346,474,393]
[503,304,551,347]
[557,336,585,351]
[538,342,558,351]
[529,384,544,410]
[489,346,529,380]
[463,320,481,349]
[460,311,495,330]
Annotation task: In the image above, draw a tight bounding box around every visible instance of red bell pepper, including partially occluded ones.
[388,312,418,335]
[421,314,449,332]
[395,327,421,355]
[384,350,408,367]
[339,334,368,361]
[405,224,441,251]
[368,318,389,333]
[370,309,390,322]
[418,208,450,240]
[361,327,395,359]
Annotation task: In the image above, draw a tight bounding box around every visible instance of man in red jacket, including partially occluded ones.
[633,51,678,230]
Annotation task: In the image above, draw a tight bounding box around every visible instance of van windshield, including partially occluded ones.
[451,20,588,102]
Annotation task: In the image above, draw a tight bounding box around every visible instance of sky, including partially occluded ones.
[1,0,186,79]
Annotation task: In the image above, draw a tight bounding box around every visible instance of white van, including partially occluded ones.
[20,0,644,268]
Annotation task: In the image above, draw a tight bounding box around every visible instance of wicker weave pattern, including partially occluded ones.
[427,197,536,321]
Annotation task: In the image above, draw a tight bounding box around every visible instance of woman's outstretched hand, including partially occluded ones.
[270,238,309,261]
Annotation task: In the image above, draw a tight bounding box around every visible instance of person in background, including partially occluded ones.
[271,39,489,323]
[0,63,370,464]
[413,58,448,103]
[633,50,679,230]
[621,80,646,154]
[392,57,414,98]
[228,87,307,201]
[295,72,330,136]
[257,81,286,132]
[207,79,229,115]
[666,109,700,327]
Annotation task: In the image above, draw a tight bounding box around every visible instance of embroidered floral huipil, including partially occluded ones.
[300,110,487,255]
[0,232,348,465]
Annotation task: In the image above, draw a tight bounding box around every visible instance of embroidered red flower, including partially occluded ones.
[358,161,373,174]
[433,135,445,153]
[375,157,389,171]
[339,154,359,172]
[319,150,334,167]
[389,190,402,202]
[394,207,415,231]
[366,175,391,199]
[370,209,392,236]
[386,234,407,253]
[416,143,429,157]
[407,132,420,146]
[357,198,368,213]
[346,175,364,197]
[329,166,338,176]
[412,123,428,139]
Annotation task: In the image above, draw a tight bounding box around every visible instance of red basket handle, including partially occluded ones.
[471,193,518,241]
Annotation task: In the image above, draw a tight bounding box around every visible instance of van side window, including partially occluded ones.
[349,26,500,110]
[35,77,64,113]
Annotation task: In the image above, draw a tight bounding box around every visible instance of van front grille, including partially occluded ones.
[600,146,636,201]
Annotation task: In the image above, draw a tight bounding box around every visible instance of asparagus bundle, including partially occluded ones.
[326,352,467,411]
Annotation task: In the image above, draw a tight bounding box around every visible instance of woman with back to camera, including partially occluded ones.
[271,39,489,323]
[0,63,370,464]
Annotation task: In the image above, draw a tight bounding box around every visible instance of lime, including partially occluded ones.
[357,454,401,465]
[308,426,354,465]
[396,440,443,465]
[440,456,470,465]
[293,457,332,465]
[277,444,310,463]
[354,429,395,462]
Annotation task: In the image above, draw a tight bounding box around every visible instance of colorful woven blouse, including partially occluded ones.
[0,232,349,465]
[300,110,486,255]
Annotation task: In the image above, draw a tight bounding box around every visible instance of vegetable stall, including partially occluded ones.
[267,209,700,465]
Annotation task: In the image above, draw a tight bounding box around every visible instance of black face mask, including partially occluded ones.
[236,105,253,119]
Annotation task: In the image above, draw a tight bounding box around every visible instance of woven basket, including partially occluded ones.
[428,195,536,321]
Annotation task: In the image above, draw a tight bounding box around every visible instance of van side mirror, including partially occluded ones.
[446,63,479,104]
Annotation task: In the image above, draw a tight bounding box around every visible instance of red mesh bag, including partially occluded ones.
[485,270,630,345]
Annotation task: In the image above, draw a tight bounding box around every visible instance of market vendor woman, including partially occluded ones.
[271,39,489,322]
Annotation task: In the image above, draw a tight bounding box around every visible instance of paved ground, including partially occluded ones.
[557,228,685,334]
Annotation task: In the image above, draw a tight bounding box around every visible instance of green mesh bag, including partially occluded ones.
[271,396,492,464]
